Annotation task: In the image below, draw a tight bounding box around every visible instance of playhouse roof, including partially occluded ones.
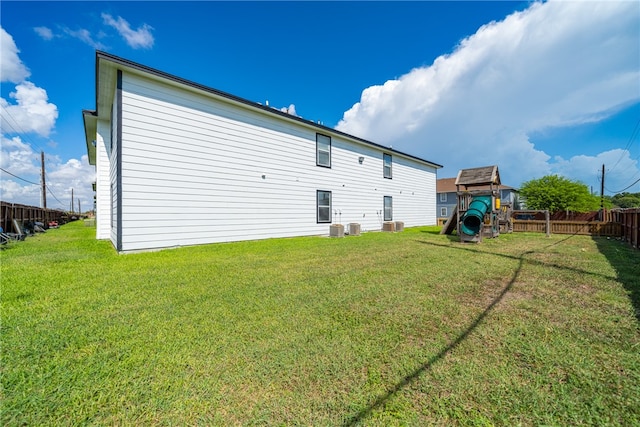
[455,165,501,188]
[437,177,514,193]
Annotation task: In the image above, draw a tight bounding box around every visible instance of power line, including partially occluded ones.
[0,167,39,185]
[608,116,640,173]
[0,107,47,154]
[607,177,640,194]
[2,108,76,210]
[1,167,67,210]
[46,187,66,209]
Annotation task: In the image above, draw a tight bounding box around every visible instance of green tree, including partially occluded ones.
[519,175,603,212]
[611,192,640,208]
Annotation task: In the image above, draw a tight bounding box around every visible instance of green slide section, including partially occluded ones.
[460,196,491,236]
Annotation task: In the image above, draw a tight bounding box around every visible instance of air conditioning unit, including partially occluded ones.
[382,221,395,232]
[349,223,361,236]
[330,224,344,237]
[395,221,404,232]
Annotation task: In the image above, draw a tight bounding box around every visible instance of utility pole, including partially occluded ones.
[71,188,74,214]
[41,151,47,208]
[78,199,81,214]
[600,164,605,221]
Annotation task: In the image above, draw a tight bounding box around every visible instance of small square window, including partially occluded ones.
[384,196,393,221]
[383,153,392,179]
[316,134,331,168]
[317,190,332,223]
[440,207,447,217]
[439,193,447,202]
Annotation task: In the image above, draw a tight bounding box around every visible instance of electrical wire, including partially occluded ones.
[1,107,47,154]
[1,168,67,210]
[608,116,640,174]
[607,177,640,194]
[46,187,66,209]
[0,167,39,185]
[2,107,82,211]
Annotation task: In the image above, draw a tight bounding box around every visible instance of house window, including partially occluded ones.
[316,134,331,168]
[383,153,392,179]
[439,193,447,202]
[317,190,332,223]
[440,207,447,217]
[384,196,393,221]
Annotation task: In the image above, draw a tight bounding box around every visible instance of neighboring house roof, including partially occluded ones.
[83,51,443,170]
[436,177,516,193]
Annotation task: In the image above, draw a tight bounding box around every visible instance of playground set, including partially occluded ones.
[441,165,513,243]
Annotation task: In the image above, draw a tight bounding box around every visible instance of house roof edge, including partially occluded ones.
[92,51,443,169]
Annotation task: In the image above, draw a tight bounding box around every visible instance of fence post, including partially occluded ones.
[545,210,550,237]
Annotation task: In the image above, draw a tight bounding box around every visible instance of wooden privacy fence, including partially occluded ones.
[1,201,67,233]
[512,220,621,237]
[611,208,639,249]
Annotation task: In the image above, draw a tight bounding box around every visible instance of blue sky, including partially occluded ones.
[1,1,639,211]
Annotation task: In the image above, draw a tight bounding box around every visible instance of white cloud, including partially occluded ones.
[552,149,639,194]
[102,13,154,49]
[46,155,96,211]
[0,27,30,83]
[0,178,40,206]
[34,26,54,40]
[1,81,59,137]
[0,135,41,205]
[0,28,92,210]
[0,135,96,210]
[336,0,640,190]
[63,27,106,50]
[280,104,298,116]
[0,135,40,176]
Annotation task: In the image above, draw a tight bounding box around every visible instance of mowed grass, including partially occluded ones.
[1,222,639,426]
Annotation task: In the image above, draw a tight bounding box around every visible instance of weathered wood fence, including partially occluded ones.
[512,220,621,236]
[611,208,639,249]
[512,208,639,249]
[1,201,67,233]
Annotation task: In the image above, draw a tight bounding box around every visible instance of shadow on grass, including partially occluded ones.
[417,239,618,283]
[592,237,640,323]
[342,247,529,426]
[419,228,443,235]
[420,228,458,242]
[343,233,627,426]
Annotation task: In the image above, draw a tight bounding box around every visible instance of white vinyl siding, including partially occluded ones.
[109,97,119,248]
[95,120,111,239]
[114,72,437,252]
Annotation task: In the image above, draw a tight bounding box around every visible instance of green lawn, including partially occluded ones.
[1,222,639,426]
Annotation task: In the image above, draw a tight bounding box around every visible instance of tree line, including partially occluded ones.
[518,175,640,212]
